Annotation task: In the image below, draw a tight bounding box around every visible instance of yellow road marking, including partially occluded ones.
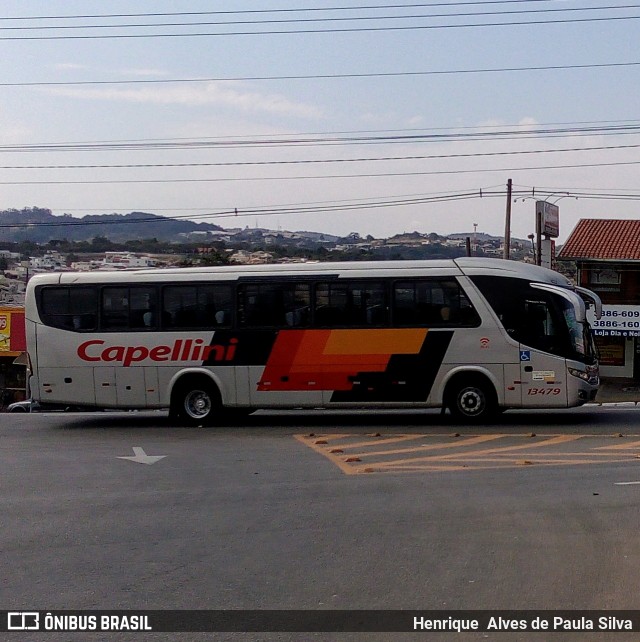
[294,434,363,476]
[594,439,640,451]
[349,434,505,458]
[332,434,428,450]
[296,433,640,475]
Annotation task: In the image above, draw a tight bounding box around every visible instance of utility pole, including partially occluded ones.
[528,234,536,264]
[503,178,512,259]
[535,203,542,266]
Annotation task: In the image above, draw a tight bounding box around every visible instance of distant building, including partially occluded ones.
[99,252,158,269]
[29,250,66,271]
[229,250,273,264]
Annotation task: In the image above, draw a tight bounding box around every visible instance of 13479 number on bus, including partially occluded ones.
[527,388,562,396]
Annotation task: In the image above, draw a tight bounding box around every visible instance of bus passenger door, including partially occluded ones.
[518,299,568,406]
[519,348,568,407]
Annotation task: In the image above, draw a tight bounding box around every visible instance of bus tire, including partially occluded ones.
[445,374,498,423]
[171,376,221,426]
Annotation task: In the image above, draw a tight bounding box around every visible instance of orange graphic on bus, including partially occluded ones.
[257,329,428,391]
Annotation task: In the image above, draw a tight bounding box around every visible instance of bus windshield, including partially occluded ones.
[470,275,596,365]
[557,296,598,365]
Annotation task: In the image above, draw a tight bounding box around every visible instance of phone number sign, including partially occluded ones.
[588,305,640,337]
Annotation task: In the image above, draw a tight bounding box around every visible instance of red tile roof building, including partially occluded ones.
[558,219,640,261]
[559,218,640,309]
[559,219,640,381]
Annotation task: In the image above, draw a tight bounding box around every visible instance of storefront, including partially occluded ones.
[587,304,640,378]
[559,219,640,382]
[0,306,27,406]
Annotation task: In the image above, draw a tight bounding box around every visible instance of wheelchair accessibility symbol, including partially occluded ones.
[520,350,531,361]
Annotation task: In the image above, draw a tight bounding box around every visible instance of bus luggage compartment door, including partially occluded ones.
[115,367,160,407]
[36,367,98,407]
[94,367,117,407]
[248,365,323,407]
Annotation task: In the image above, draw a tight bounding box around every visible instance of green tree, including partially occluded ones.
[199,250,230,266]
[90,235,114,252]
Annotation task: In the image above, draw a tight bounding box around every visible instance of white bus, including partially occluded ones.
[24,258,601,424]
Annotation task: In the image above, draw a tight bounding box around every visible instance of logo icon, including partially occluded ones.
[8,612,40,631]
[480,337,490,348]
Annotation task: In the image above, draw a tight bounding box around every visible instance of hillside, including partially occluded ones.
[0,207,224,243]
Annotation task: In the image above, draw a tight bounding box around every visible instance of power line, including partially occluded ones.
[0,2,589,22]
[4,61,640,87]
[41,185,640,216]
[0,189,504,229]
[1,14,639,39]
[4,4,640,32]
[2,123,640,154]
[2,142,640,170]
[5,186,640,230]
[2,159,640,185]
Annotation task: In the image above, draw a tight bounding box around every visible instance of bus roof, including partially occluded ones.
[454,257,573,287]
[27,257,573,288]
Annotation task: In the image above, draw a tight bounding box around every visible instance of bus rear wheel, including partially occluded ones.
[171,377,220,426]
[445,375,497,423]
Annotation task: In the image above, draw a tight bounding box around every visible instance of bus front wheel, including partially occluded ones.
[171,377,221,426]
[445,375,497,423]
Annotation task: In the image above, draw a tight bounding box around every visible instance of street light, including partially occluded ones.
[516,192,577,266]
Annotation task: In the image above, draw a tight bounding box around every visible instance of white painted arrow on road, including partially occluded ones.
[117,447,167,465]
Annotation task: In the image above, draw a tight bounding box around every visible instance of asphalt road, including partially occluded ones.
[2,405,640,641]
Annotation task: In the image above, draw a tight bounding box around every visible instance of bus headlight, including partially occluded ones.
[568,367,595,383]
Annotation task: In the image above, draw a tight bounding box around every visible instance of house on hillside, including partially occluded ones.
[99,252,158,269]
[29,251,66,271]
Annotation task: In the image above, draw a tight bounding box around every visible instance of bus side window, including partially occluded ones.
[314,284,347,326]
[101,286,157,330]
[238,283,309,328]
[284,284,310,327]
[201,284,232,328]
[143,308,156,327]
[394,281,440,325]
[393,279,479,327]
[162,284,232,329]
[314,282,386,327]
[39,286,98,332]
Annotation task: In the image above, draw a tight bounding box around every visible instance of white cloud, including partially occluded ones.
[41,82,323,118]
[117,68,169,78]
[53,63,89,71]
[0,106,32,142]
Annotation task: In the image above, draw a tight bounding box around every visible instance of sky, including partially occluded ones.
[1,1,639,243]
